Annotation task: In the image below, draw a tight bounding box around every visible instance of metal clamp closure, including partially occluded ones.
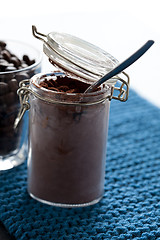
[111,71,130,102]
[14,79,30,129]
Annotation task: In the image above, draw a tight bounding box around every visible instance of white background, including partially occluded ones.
[0,0,159,107]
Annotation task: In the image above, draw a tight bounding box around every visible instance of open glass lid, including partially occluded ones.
[32,26,129,101]
[32,26,119,85]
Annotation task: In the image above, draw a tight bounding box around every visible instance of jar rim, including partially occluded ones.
[29,72,112,105]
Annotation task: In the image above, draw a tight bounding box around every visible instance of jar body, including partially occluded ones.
[0,40,41,170]
[27,72,111,207]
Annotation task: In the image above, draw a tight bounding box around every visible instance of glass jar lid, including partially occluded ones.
[32,26,119,84]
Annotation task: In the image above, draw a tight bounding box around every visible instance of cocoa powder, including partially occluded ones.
[39,75,100,93]
[28,72,111,206]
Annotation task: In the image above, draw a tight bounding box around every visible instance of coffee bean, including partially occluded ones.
[1,50,11,62]
[0,59,9,71]
[23,55,30,65]
[0,82,9,96]
[21,63,28,68]
[0,41,6,49]
[0,59,8,64]
[0,41,36,73]
[5,65,17,72]
[0,40,37,156]
[10,56,21,68]
[23,56,35,66]
[8,79,18,92]
[29,59,35,65]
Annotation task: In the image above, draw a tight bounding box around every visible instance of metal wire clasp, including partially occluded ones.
[32,25,47,44]
[14,79,30,129]
[112,71,130,101]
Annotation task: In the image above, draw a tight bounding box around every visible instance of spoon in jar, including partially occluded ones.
[84,40,154,93]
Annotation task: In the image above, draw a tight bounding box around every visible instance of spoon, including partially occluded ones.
[84,40,154,93]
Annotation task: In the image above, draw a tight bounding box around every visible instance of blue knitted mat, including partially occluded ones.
[0,89,160,240]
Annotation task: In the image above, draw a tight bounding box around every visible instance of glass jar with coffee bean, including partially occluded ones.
[0,40,41,170]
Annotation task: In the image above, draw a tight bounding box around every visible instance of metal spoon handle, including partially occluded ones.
[85,40,154,93]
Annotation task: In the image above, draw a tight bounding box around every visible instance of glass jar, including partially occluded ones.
[28,72,112,207]
[17,27,129,207]
[0,40,41,170]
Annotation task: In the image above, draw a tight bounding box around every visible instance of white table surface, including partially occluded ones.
[0,0,159,108]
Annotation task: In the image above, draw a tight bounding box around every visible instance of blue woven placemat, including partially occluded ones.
[0,89,160,240]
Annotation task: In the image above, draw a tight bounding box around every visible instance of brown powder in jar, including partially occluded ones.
[39,75,100,93]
